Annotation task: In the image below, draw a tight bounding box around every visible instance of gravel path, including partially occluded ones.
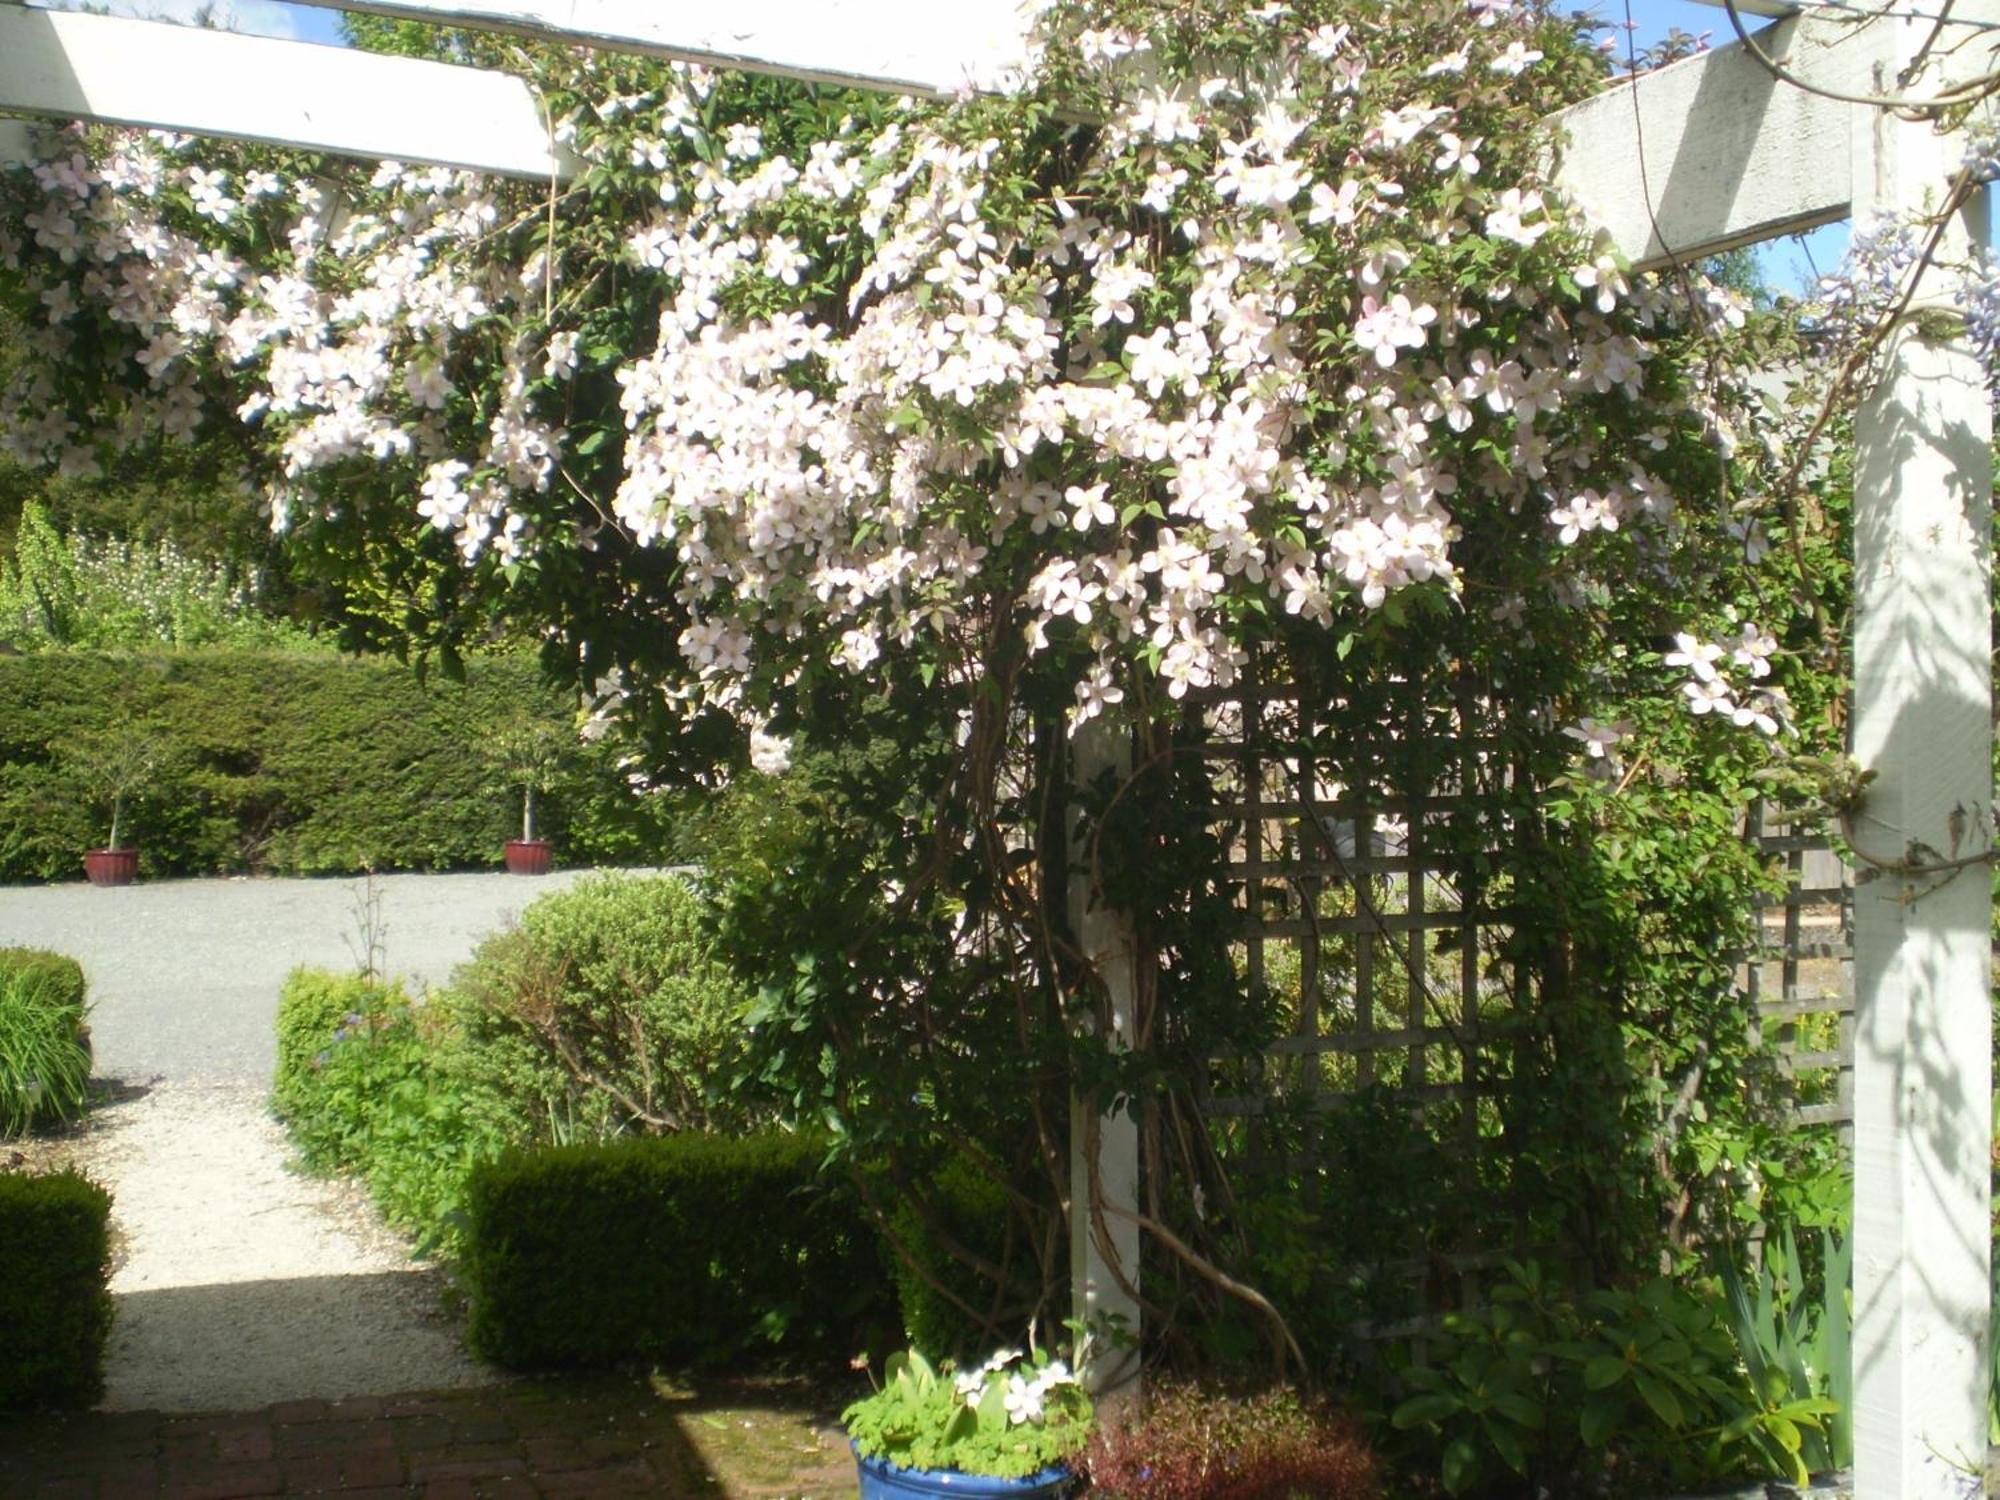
[89,1082,488,1412]
[0,869,629,1413]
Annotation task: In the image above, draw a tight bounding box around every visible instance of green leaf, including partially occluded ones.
[1579,1393,1621,1448]
[1440,1438,1481,1496]
[1489,1391,1545,1430]
[1631,1370,1684,1428]
[1583,1354,1629,1391]
[1393,1392,1462,1429]
[1484,1413,1529,1474]
[976,1377,1009,1434]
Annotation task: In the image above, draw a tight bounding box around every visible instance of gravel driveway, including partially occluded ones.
[0,868,606,1087]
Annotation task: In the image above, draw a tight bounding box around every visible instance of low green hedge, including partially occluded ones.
[462,1132,895,1370]
[272,968,506,1258]
[0,948,91,1136]
[0,650,676,880]
[273,966,386,1125]
[884,1157,1034,1362]
[0,1169,113,1408]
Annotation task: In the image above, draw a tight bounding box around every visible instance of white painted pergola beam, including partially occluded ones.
[0,4,575,181]
[286,0,1034,98]
[1549,9,1865,270]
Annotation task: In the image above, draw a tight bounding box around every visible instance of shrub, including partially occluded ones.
[1383,1261,1833,1497]
[461,1131,894,1369]
[272,968,507,1257]
[0,650,676,879]
[273,967,389,1125]
[0,950,91,1136]
[442,873,754,1140]
[0,1169,113,1408]
[882,1156,1038,1361]
[1082,1384,1381,1500]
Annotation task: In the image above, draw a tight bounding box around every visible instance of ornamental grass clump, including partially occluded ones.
[0,956,91,1136]
[1082,1383,1380,1500]
[845,1346,1094,1481]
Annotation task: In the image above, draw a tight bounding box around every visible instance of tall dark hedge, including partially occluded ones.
[462,1132,895,1370]
[0,651,675,879]
[0,1169,113,1409]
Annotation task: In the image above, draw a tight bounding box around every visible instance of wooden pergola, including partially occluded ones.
[1,1,1990,1490]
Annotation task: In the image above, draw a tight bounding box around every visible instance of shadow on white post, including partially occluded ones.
[1067,716,1142,1399]
[1848,8,1994,1495]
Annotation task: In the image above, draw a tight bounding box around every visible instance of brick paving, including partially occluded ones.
[0,1377,860,1499]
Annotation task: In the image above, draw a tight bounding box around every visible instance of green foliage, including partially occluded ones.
[273,966,378,1119]
[272,969,508,1257]
[460,1131,892,1369]
[0,952,91,1136]
[0,1168,113,1409]
[843,1346,1094,1481]
[0,500,312,653]
[441,873,755,1140]
[0,947,85,1009]
[697,729,1076,1333]
[490,712,572,842]
[0,650,675,879]
[883,1158,1037,1361]
[1386,1262,1834,1497]
[1718,1222,1853,1476]
[1081,1383,1380,1500]
[1991,1255,2000,1446]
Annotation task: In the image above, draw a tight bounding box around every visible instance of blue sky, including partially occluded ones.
[36,0,344,43]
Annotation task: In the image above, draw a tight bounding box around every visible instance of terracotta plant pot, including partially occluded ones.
[83,848,138,887]
[504,838,553,875]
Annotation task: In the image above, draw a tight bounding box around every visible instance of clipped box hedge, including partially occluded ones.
[0,1169,113,1409]
[0,650,675,880]
[462,1132,895,1370]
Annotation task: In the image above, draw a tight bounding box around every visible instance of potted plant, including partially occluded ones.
[491,715,571,875]
[63,728,172,887]
[844,1345,1093,1498]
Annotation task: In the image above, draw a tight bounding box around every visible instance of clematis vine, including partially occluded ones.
[0,0,1839,775]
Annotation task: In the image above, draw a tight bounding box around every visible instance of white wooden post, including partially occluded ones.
[1848,8,1995,1494]
[1067,717,1142,1395]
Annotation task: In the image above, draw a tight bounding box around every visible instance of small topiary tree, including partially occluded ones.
[490,713,572,846]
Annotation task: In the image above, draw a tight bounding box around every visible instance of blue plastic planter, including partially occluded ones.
[852,1446,1078,1498]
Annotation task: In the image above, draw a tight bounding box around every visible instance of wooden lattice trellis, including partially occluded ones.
[1197,658,1860,1333]
[1742,804,1855,1138]
[1203,665,1519,1121]
[1191,657,1540,1334]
